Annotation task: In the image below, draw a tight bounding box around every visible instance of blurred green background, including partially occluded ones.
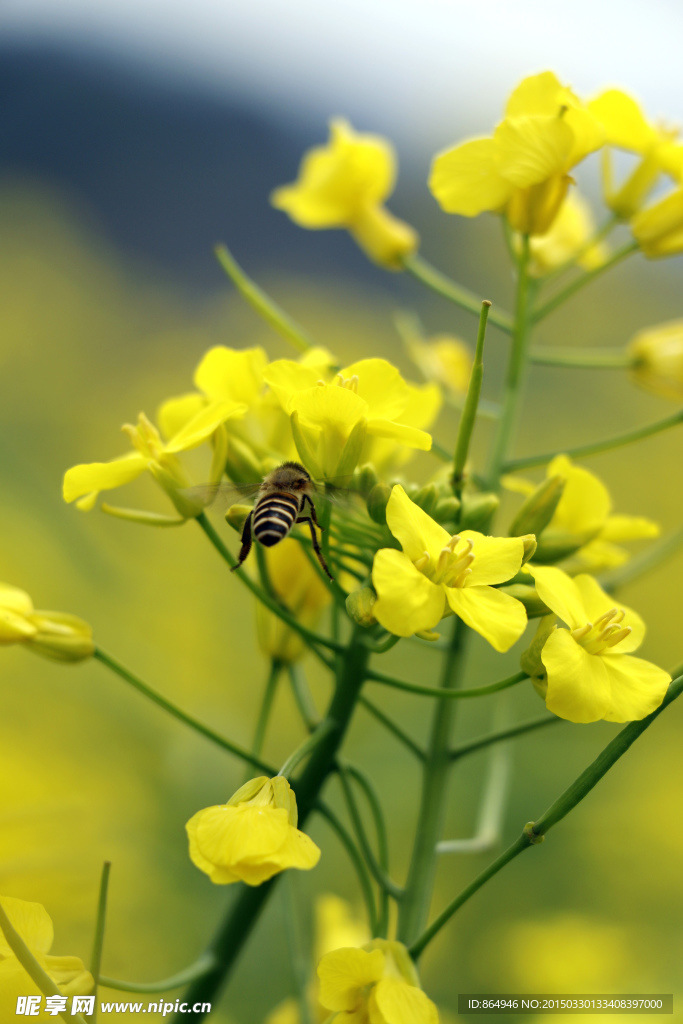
[2,6,683,1021]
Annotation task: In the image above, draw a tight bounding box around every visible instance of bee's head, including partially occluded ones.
[264,461,314,495]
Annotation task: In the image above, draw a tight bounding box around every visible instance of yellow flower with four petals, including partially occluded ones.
[372,486,528,650]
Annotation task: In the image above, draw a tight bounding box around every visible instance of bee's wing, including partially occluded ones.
[181,482,262,511]
[310,483,356,509]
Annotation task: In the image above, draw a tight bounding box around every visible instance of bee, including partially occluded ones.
[194,461,334,581]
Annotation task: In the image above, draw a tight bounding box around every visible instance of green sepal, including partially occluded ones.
[290,411,324,480]
[508,475,565,538]
[101,503,186,527]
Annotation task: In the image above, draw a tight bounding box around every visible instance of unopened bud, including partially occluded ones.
[459,492,499,530]
[433,495,461,524]
[367,484,391,525]
[27,612,94,663]
[345,587,377,628]
[412,483,439,517]
[354,463,379,497]
[533,528,585,564]
[520,534,537,565]
[499,584,549,618]
[520,614,556,693]
[226,504,253,534]
[508,475,565,538]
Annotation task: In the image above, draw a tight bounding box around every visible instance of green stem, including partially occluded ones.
[174,632,370,1019]
[287,664,321,731]
[437,742,510,854]
[533,241,638,323]
[337,763,403,907]
[487,234,534,490]
[453,301,491,486]
[450,713,561,760]
[599,526,683,593]
[358,695,425,761]
[528,346,633,369]
[100,954,216,994]
[244,661,282,783]
[315,801,378,935]
[90,861,111,1022]
[278,719,336,779]
[364,633,402,654]
[409,671,683,959]
[214,243,313,353]
[93,648,276,773]
[503,408,683,471]
[0,903,88,1024]
[196,512,344,657]
[281,877,315,1024]
[367,667,527,700]
[401,252,514,333]
[397,620,466,945]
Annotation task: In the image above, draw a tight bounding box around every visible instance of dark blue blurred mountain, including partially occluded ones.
[0,44,393,290]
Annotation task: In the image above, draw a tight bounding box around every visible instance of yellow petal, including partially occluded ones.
[0,609,37,643]
[446,584,527,652]
[601,654,671,722]
[193,804,290,866]
[157,393,206,442]
[164,398,247,453]
[372,549,446,638]
[460,531,524,586]
[0,896,54,956]
[588,89,656,154]
[315,895,370,962]
[632,187,683,255]
[546,455,611,539]
[0,584,34,616]
[340,359,410,421]
[495,116,574,188]
[406,337,471,396]
[384,485,450,563]
[290,386,368,478]
[429,138,511,216]
[526,565,586,630]
[270,826,322,872]
[62,453,147,503]
[366,420,432,451]
[264,359,324,411]
[317,947,385,1012]
[572,574,645,653]
[43,955,94,997]
[505,71,566,117]
[600,514,659,541]
[541,627,611,723]
[401,383,443,430]
[371,977,439,1024]
[194,346,268,405]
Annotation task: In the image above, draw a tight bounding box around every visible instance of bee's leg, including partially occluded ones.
[302,493,323,529]
[231,511,254,573]
[296,516,334,581]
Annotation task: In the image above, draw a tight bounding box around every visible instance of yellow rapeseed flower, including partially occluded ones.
[63,398,247,515]
[256,538,332,663]
[628,320,683,401]
[317,940,438,1024]
[264,358,433,482]
[506,455,658,574]
[0,896,93,1017]
[527,566,670,723]
[271,120,418,269]
[186,776,320,886]
[372,486,527,650]
[525,192,608,276]
[0,583,93,662]
[405,333,472,396]
[430,72,603,236]
[587,89,683,218]
[631,185,683,257]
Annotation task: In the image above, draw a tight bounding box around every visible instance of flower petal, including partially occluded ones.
[588,89,656,154]
[63,453,147,503]
[194,346,268,405]
[460,531,524,586]
[445,584,527,652]
[384,486,450,563]
[541,627,611,723]
[157,393,206,442]
[547,455,611,540]
[495,116,574,188]
[601,654,671,722]
[371,976,439,1024]
[600,514,659,542]
[0,583,34,616]
[0,896,54,956]
[572,574,645,653]
[164,398,247,453]
[429,137,512,216]
[366,420,432,451]
[263,360,324,411]
[526,565,586,630]
[340,358,410,421]
[317,947,385,1012]
[193,804,290,866]
[372,549,446,638]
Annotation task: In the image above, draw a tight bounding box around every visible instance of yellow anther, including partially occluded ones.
[454,566,473,587]
[334,373,360,393]
[446,534,461,552]
[413,551,430,572]
[571,622,593,641]
[604,626,632,648]
[594,607,619,629]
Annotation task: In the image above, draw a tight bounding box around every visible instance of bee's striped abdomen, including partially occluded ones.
[253,492,300,548]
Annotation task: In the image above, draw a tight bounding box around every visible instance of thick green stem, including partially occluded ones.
[278,719,336,779]
[174,632,370,1019]
[93,648,276,773]
[453,301,491,486]
[504,407,683,471]
[397,620,465,945]
[528,345,633,369]
[487,235,533,490]
[367,667,527,700]
[409,671,683,959]
[401,252,514,333]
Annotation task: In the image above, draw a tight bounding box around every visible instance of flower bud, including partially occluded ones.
[628,320,683,401]
[367,483,391,525]
[345,587,378,628]
[412,483,439,517]
[499,584,549,618]
[459,491,500,530]
[433,495,461,524]
[225,503,253,534]
[520,614,556,694]
[521,534,537,565]
[354,463,379,497]
[27,612,95,663]
[509,475,565,538]
[533,527,585,564]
